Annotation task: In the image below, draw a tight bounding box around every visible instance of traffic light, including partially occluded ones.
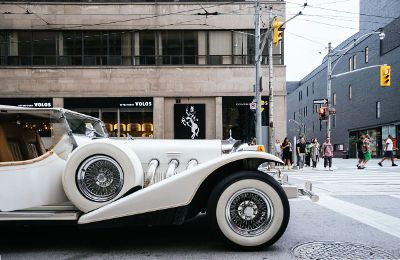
[319,107,329,120]
[380,64,391,87]
[272,17,283,47]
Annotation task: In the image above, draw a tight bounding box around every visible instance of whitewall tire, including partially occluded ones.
[62,140,143,213]
[207,171,289,249]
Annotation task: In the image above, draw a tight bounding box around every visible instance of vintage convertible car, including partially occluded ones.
[0,105,290,249]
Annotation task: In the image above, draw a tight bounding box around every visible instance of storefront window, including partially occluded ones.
[120,108,153,138]
[64,98,153,138]
[222,96,268,143]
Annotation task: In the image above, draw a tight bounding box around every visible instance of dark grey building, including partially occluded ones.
[287,0,400,158]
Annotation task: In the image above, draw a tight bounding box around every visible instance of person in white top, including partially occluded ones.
[378,134,398,167]
[274,139,282,159]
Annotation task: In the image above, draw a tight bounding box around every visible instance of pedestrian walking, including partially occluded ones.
[274,139,282,159]
[363,134,372,168]
[281,137,292,169]
[311,138,320,168]
[296,137,306,168]
[305,140,312,167]
[378,134,398,167]
[357,135,365,169]
[322,137,334,171]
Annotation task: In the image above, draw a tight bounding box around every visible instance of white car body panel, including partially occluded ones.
[117,139,222,174]
[0,153,68,212]
[78,151,282,224]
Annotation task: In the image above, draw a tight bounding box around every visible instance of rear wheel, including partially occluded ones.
[207,171,289,250]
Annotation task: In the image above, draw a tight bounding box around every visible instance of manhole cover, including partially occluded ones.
[292,241,397,260]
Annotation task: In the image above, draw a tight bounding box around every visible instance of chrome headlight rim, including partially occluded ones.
[76,155,124,202]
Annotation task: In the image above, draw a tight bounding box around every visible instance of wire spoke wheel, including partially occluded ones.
[226,188,274,237]
[77,155,124,202]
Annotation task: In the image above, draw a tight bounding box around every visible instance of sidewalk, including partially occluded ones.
[280,158,399,173]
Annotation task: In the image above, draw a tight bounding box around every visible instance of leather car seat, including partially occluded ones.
[0,125,14,162]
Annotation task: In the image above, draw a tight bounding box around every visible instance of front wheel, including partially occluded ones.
[207,171,290,250]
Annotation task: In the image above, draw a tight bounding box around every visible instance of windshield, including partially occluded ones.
[64,111,108,138]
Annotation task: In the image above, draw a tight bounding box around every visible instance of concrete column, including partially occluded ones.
[153,97,164,139]
[53,97,64,108]
[215,96,223,139]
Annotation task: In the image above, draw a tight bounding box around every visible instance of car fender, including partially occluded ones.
[78,151,282,224]
[62,139,144,213]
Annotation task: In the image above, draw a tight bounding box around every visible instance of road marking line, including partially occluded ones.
[317,195,400,239]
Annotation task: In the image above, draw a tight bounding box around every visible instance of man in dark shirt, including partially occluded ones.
[357,135,365,169]
[296,137,306,168]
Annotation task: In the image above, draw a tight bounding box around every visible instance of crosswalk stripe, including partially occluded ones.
[317,195,400,239]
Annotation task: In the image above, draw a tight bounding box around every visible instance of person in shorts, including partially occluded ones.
[378,134,398,167]
[363,134,372,167]
[378,135,397,167]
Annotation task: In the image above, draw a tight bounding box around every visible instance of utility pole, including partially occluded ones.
[268,6,274,154]
[326,42,332,139]
[254,0,262,145]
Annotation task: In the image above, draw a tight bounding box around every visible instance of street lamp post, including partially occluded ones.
[325,30,385,139]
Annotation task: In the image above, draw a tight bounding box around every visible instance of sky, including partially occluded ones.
[284,0,360,81]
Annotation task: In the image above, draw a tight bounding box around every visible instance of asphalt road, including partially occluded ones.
[1,159,400,259]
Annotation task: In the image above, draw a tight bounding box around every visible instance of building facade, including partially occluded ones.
[0,0,287,146]
[287,0,400,158]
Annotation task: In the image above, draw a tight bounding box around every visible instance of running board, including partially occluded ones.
[0,211,79,221]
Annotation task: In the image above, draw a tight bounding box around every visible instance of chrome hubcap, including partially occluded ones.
[226,188,274,237]
[77,155,124,202]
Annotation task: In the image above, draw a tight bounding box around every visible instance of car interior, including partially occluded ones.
[0,112,50,163]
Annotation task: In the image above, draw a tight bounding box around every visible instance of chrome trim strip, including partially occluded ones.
[0,211,79,221]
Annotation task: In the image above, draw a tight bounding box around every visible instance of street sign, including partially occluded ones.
[313,99,328,105]
[250,101,256,111]
[329,108,336,115]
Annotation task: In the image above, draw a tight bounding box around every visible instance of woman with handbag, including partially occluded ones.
[281,137,293,170]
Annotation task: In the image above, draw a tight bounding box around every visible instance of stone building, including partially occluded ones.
[0,0,287,146]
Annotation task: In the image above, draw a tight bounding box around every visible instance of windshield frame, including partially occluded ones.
[62,109,108,138]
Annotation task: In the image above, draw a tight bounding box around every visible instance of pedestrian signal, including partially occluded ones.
[319,107,329,120]
[380,64,391,87]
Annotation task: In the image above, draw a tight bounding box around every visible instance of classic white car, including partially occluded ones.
[0,105,290,250]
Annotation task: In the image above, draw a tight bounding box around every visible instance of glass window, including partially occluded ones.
[0,32,7,65]
[349,85,352,100]
[183,31,197,64]
[376,101,381,118]
[352,55,356,70]
[233,31,249,65]
[307,86,309,96]
[32,31,57,65]
[161,31,181,64]
[108,32,122,65]
[365,46,369,63]
[333,93,336,106]
[312,82,314,94]
[120,108,153,138]
[121,32,132,65]
[349,57,352,71]
[17,31,32,65]
[222,97,267,143]
[139,31,156,65]
[83,31,107,65]
[101,109,118,137]
[63,31,83,65]
[332,115,336,128]
[209,31,232,65]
